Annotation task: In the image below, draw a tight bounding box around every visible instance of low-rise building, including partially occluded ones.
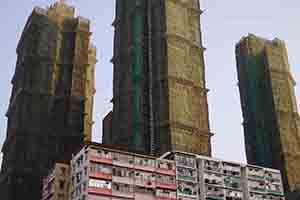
[69,143,285,200]
[70,143,176,200]
[162,151,285,200]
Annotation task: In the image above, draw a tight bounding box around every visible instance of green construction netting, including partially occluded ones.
[123,0,145,148]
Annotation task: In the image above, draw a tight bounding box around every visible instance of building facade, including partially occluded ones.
[235,34,300,194]
[103,0,212,156]
[70,143,177,200]
[42,163,70,200]
[69,143,285,200]
[0,2,96,200]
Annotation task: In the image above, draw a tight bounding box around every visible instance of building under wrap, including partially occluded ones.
[103,0,212,156]
[0,2,96,199]
[236,34,300,196]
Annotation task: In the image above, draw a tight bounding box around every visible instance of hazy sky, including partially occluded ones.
[0,0,300,165]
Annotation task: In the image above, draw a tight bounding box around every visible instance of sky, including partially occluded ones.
[0,0,300,166]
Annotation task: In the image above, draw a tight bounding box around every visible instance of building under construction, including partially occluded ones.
[236,34,300,196]
[103,0,212,156]
[0,2,96,200]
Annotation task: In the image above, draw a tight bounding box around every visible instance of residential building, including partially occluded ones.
[235,34,300,195]
[0,2,96,199]
[163,151,285,200]
[42,163,70,200]
[70,143,177,200]
[103,0,212,156]
[69,143,285,200]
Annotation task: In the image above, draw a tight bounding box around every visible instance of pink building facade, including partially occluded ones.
[41,143,285,200]
[70,144,176,200]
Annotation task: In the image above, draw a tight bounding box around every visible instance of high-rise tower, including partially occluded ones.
[0,2,96,199]
[236,34,300,194]
[103,0,212,156]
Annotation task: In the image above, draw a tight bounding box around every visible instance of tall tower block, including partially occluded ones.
[103,0,212,156]
[236,34,300,193]
[0,2,96,199]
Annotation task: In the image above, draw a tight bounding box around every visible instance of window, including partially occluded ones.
[61,167,66,176]
[82,182,87,191]
[84,167,88,176]
[113,167,132,178]
[76,171,82,183]
[89,179,111,189]
[71,176,75,186]
[59,180,65,190]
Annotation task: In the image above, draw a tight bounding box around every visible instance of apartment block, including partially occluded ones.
[42,163,70,200]
[162,152,285,200]
[68,143,285,200]
[70,143,176,200]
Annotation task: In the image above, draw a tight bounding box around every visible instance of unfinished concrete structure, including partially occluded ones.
[0,2,96,200]
[236,34,300,195]
[103,0,212,156]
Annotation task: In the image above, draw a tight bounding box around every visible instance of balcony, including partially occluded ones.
[90,149,113,165]
[177,181,198,198]
[247,167,265,181]
[248,179,266,193]
[224,176,242,190]
[204,172,223,187]
[265,183,283,196]
[177,167,197,182]
[135,171,156,188]
[112,167,134,185]
[112,153,134,168]
[88,179,112,196]
[264,171,282,182]
[112,182,134,199]
[90,163,112,180]
[264,171,283,196]
[223,163,241,177]
[156,159,176,176]
[156,174,177,190]
[134,157,156,172]
[175,154,197,169]
[205,186,225,200]
[225,189,243,200]
[204,160,223,173]
[156,189,177,200]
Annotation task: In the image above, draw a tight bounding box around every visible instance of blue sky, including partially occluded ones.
[0,0,300,165]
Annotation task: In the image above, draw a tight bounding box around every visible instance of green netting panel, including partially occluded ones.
[123,0,145,149]
[246,55,266,165]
